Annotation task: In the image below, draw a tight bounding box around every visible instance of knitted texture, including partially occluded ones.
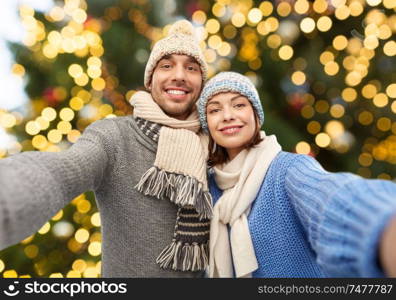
[0,116,205,278]
[197,72,264,133]
[144,20,207,88]
[208,151,396,277]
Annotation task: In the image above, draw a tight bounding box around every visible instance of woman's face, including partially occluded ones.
[206,92,256,160]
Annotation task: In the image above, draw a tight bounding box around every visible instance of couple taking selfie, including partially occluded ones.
[0,20,396,278]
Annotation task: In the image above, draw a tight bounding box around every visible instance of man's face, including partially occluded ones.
[149,54,203,120]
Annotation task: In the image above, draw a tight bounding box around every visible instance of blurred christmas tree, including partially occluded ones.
[0,0,395,277]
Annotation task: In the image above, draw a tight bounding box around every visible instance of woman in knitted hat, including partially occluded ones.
[197,71,396,278]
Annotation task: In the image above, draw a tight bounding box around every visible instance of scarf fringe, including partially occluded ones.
[156,240,209,271]
[135,166,213,219]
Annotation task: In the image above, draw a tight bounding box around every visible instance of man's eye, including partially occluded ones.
[187,65,199,71]
[161,64,171,69]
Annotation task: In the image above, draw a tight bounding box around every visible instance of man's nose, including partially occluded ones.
[171,64,186,82]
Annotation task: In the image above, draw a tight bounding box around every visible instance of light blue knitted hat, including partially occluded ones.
[197,71,264,133]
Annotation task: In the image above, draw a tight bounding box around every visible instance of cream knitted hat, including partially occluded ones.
[144,20,208,88]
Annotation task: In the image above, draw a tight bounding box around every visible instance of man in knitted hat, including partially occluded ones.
[0,20,211,278]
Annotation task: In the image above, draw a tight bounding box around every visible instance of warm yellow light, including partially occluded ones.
[259,1,273,16]
[223,24,237,39]
[317,16,332,32]
[294,0,310,14]
[333,35,348,50]
[91,212,101,227]
[266,34,282,49]
[248,8,262,24]
[51,210,63,221]
[330,104,345,118]
[358,111,373,125]
[319,51,334,65]
[70,97,84,110]
[60,108,75,121]
[391,101,396,113]
[278,45,294,60]
[265,17,279,32]
[72,259,87,273]
[295,141,311,154]
[192,10,207,25]
[25,121,40,135]
[32,135,48,150]
[72,8,87,24]
[377,117,391,131]
[359,153,373,167]
[208,35,222,49]
[342,88,357,102]
[88,241,102,256]
[75,74,89,86]
[301,105,315,118]
[75,228,90,244]
[231,12,246,28]
[307,120,321,134]
[315,133,331,147]
[206,18,220,34]
[42,107,57,121]
[335,5,350,20]
[349,1,364,16]
[324,61,339,76]
[57,121,72,134]
[345,71,362,86]
[3,270,18,278]
[217,42,231,56]
[315,100,329,113]
[68,64,83,78]
[364,35,379,50]
[373,93,389,108]
[212,3,226,17]
[0,113,17,128]
[383,0,396,8]
[48,129,62,143]
[313,0,328,13]
[38,222,51,235]
[366,0,382,6]
[361,84,377,99]
[277,2,292,17]
[92,78,106,91]
[384,41,396,56]
[386,84,396,98]
[291,71,306,86]
[300,17,316,33]
[325,120,344,138]
[11,64,25,77]
[49,6,65,22]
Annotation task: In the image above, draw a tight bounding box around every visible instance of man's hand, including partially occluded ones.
[379,214,396,277]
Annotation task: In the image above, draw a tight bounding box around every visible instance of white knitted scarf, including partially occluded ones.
[209,132,282,277]
[130,91,212,272]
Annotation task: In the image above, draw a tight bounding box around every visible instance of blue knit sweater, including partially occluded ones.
[208,151,396,277]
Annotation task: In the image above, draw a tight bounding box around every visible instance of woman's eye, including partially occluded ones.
[161,64,171,69]
[234,103,246,108]
[208,109,220,114]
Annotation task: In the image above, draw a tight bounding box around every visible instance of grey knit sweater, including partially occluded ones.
[0,115,204,278]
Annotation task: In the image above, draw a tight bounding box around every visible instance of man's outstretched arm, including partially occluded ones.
[0,118,117,249]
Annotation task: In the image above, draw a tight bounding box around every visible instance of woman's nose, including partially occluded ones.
[222,106,235,121]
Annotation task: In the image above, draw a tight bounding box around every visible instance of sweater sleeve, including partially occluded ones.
[284,154,396,277]
[0,118,117,250]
